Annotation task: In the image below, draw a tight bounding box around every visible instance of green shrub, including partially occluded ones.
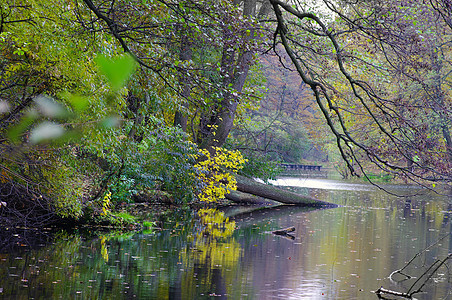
[238,152,283,182]
[83,118,200,205]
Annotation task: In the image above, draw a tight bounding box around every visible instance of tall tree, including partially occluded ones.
[268,0,452,185]
[78,0,265,152]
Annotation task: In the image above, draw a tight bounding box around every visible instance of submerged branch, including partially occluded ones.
[374,287,411,299]
[377,233,452,299]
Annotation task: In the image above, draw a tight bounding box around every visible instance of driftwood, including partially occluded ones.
[272,226,296,240]
[272,226,295,235]
[277,233,295,240]
[374,287,411,299]
[234,174,336,207]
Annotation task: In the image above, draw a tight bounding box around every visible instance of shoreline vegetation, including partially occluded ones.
[1,170,336,244]
[0,161,425,239]
[3,0,452,243]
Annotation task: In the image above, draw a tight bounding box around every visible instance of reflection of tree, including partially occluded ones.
[197,208,236,239]
[100,236,109,262]
[180,208,242,298]
[0,208,243,299]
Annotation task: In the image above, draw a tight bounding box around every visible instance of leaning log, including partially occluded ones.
[225,190,282,206]
[234,174,336,207]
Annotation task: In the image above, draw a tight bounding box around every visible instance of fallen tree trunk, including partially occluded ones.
[234,174,336,207]
[225,190,282,206]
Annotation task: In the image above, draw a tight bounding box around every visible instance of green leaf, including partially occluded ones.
[0,100,10,113]
[29,121,65,144]
[62,92,89,112]
[96,53,137,91]
[99,115,121,128]
[35,95,69,118]
[7,110,38,143]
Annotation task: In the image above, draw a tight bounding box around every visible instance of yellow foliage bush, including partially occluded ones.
[195,147,247,202]
[101,190,112,215]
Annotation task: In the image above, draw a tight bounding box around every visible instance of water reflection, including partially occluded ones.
[180,208,242,299]
[270,177,378,191]
[0,179,451,299]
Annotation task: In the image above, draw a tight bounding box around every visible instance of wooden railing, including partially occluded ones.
[279,163,322,171]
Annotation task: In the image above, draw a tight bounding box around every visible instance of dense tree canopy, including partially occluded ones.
[0,0,264,226]
[2,0,452,227]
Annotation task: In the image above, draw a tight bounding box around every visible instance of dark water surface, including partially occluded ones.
[1,178,451,299]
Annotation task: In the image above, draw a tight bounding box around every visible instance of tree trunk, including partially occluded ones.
[225,189,282,206]
[173,26,192,131]
[196,0,258,150]
[442,125,452,163]
[233,174,336,207]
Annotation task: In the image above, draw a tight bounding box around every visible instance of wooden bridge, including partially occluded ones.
[279,163,322,171]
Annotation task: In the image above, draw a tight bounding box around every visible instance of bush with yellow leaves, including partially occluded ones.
[195,147,247,202]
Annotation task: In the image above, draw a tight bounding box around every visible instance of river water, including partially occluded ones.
[1,177,451,299]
